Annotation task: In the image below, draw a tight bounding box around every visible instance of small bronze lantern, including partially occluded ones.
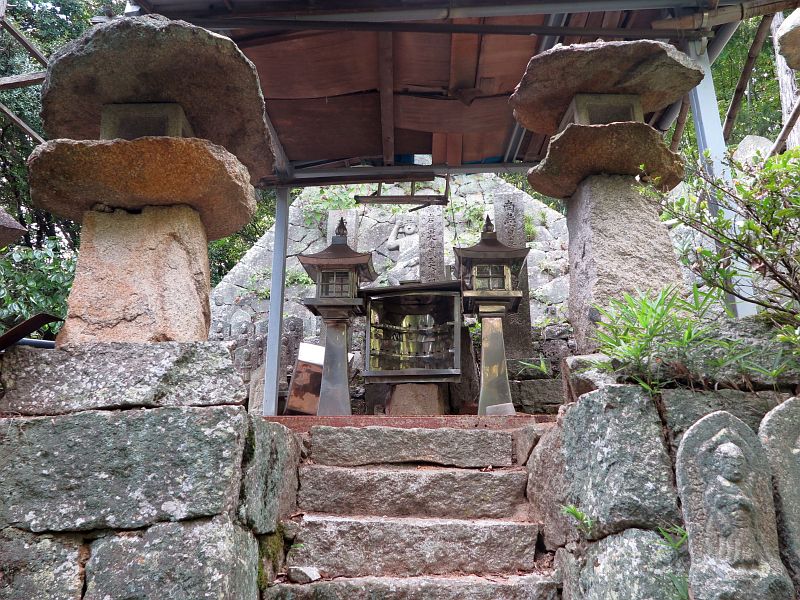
[454,216,529,415]
[298,218,377,415]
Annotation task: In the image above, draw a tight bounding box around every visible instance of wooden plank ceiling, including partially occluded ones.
[143,2,679,182]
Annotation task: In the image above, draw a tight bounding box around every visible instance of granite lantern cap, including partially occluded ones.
[454,216,530,315]
[777,10,800,70]
[526,121,684,198]
[510,40,704,136]
[40,14,275,184]
[27,137,256,240]
[0,207,26,247]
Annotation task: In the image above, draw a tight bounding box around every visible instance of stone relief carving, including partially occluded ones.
[760,397,800,590]
[386,214,420,285]
[676,410,794,600]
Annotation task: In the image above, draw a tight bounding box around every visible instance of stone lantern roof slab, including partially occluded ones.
[526,122,684,199]
[510,40,704,135]
[0,207,26,247]
[40,14,275,183]
[27,137,256,240]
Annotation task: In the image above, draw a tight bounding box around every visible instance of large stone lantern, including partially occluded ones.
[26,15,274,345]
[298,218,377,415]
[510,40,703,351]
[454,216,529,415]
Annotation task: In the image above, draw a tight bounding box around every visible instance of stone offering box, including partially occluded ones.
[27,15,274,345]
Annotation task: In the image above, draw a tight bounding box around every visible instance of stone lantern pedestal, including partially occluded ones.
[510,40,704,352]
[27,15,275,346]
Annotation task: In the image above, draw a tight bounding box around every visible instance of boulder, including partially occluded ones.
[526,123,684,199]
[0,342,246,415]
[526,417,577,550]
[41,14,273,183]
[0,528,83,600]
[566,175,684,353]
[510,379,564,414]
[759,398,800,591]
[561,353,616,402]
[238,419,301,534]
[28,137,256,240]
[0,406,247,532]
[560,529,689,600]
[777,9,800,70]
[0,207,25,248]
[661,388,788,455]
[511,40,703,135]
[733,134,773,165]
[83,516,258,600]
[676,411,793,600]
[53,206,211,345]
[562,385,680,538]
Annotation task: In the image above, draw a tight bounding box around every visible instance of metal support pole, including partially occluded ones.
[262,186,291,416]
[687,43,758,318]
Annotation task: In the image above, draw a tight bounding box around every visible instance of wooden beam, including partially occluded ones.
[446,134,463,166]
[769,94,800,156]
[670,96,690,152]
[0,101,44,144]
[263,102,293,180]
[431,133,447,164]
[354,194,447,205]
[378,32,394,166]
[0,18,47,66]
[723,14,773,142]
[652,0,800,29]
[0,70,45,91]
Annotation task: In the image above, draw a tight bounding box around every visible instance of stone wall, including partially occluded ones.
[533,332,800,599]
[0,343,301,599]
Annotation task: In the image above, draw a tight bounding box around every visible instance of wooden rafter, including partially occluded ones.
[0,17,47,65]
[0,102,44,143]
[723,14,774,142]
[0,10,47,142]
[670,96,690,152]
[0,70,45,90]
[378,31,394,166]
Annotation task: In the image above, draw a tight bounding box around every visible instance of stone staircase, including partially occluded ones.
[265,423,559,599]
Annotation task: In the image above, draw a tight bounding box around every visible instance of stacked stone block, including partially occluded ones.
[0,343,301,599]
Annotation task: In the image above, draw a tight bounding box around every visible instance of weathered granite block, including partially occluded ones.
[661,388,788,454]
[310,426,513,468]
[0,406,247,532]
[562,385,680,538]
[510,379,564,414]
[238,418,301,534]
[567,175,684,353]
[561,353,616,402]
[760,398,800,591]
[677,411,793,600]
[54,206,212,345]
[83,516,258,600]
[0,528,84,599]
[0,342,246,415]
[526,419,577,550]
[558,529,689,600]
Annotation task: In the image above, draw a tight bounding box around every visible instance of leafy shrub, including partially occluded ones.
[646,148,800,356]
[0,238,75,338]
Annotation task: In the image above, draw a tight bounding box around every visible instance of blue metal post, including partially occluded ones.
[262,186,291,416]
[687,42,758,318]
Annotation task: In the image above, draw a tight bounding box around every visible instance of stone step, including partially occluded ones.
[310,425,514,467]
[264,574,560,600]
[286,515,540,578]
[298,465,530,520]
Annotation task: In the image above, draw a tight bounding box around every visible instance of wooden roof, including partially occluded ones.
[131,0,734,186]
